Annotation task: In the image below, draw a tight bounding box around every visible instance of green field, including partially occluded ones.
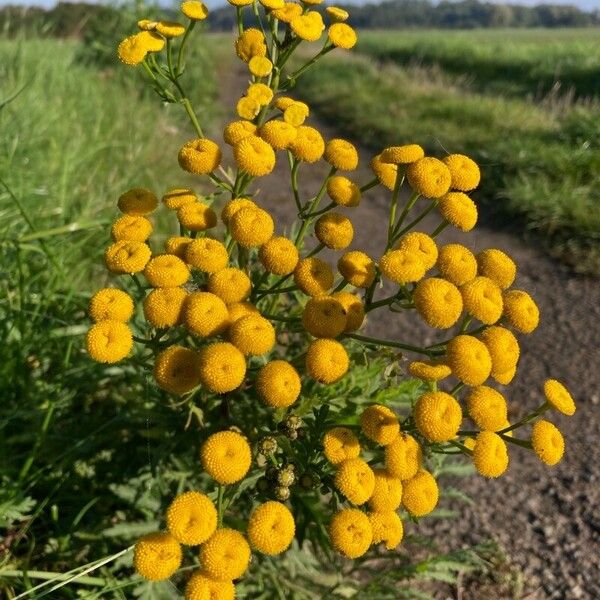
[295,29,600,272]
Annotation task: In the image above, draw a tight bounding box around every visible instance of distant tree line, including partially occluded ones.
[0,0,598,38]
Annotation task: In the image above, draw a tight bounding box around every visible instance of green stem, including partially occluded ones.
[392,200,436,242]
[181,97,204,138]
[342,333,432,356]
[176,20,196,75]
[500,435,533,449]
[387,174,404,247]
[360,177,379,193]
[499,402,549,435]
[431,220,449,238]
[217,485,225,527]
[236,6,244,35]
[288,152,302,214]
[305,242,325,258]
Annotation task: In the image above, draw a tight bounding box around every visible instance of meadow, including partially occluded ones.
[296,28,600,273]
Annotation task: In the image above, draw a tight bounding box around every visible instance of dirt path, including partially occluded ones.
[218,57,600,599]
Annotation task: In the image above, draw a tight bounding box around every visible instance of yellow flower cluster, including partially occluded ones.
[105,0,574,587]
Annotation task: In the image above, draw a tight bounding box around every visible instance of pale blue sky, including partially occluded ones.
[1,0,599,10]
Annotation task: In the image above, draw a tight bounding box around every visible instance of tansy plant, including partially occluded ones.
[85,1,576,597]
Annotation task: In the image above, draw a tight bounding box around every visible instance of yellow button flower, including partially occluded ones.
[104,240,152,274]
[249,56,273,77]
[379,249,426,284]
[156,21,186,37]
[324,138,359,171]
[200,528,251,580]
[467,386,508,431]
[413,277,463,329]
[86,320,133,364]
[154,345,201,395]
[111,215,153,242]
[479,325,520,377]
[259,236,299,275]
[327,23,357,49]
[368,511,403,549]
[184,292,229,338]
[326,6,349,22]
[247,82,274,105]
[442,153,481,192]
[327,175,361,207]
[322,427,360,465]
[201,430,251,484]
[178,202,218,232]
[144,254,190,288]
[291,11,325,42]
[446,335,492,386]
[415,391,462,442]
[118,187,158,215]
[395,232,438,271]
[360,404,399,446]
[438,192,478,231]
[198,342,247,393]
[402,470,439,517]
[236,95,261,120]
[335,457,376,505]
[134,532,182,581]
[89,288,134,322]
[502,289,540,333]
[306,338,349,383]
[544,379,576,416]
[368,469,402,512]
[144,287,188,328]
[272,2,302,23]
[407,157,452,198]
[137,19,157,31]
[229,206,274,248]
[163,188,197,210]
[531,420,564,466]
[381,144,424,165]
[248,501,295,555]
[460,276,503,325]
[329,509,372,558]
[294,257,334,297]
[227,301,259,325]
[337,251,375,288]
[178,138,222,174]
[164,236,191,259]
[166,491,217,545]
[138,30,166,52]
[229,314,276,356]
[289,125,325,163]
[258,120,298,150]
[473,431,509,477]
[181,1,210,20]
[223,120,257,146]
[302,296,347,338]
[208,268,252,304]
[283,101,309,127]
[408,360,451,382]
[186,238,229,273]
[370,153,398,191]
[384,433,422,480]
[332,291,364,332]
[184,571,235,600]
[117,34,147,66]
[315,212,354,250]
[476,248,516,290]
[234,135,276,177]
[235,28,267,62]
[436,243,478,286]
[255,360,301,408]
[220,197,257,225]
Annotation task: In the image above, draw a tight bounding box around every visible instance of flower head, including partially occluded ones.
[177,203,218,231]
[134,532,182,581]
[272,2,302,22]
[384,433,422,480]
[89,288,134,322]
[290,12,325,42]
[467,386,508,431]
[105,240,151,274]
[154,345,201,395]
[234,135,276,177]
[395,232,438,271]
[144,255,190,288]
[184,571,235,600]
[369,511,403,550]
[531,420,564,466]
[201,430,252,484]
[476,249,516,290]
[302,296,347,338]
[306,338,349,383]
[111,215,153,242]
[256,360,301,408]
[163,188,197,210]
[166,491,217,545]
[402,470,439,517]
[178,139,222,174]
[118,188,158,215]
[229,314,276,355]
[414,277,463,329]
[117,35,147,66]
[381,144,424,165]
[221,197,257,225]
[544,379,576,416]
[328,23,357,49]
[337,251,375,288]
[236,95,261,120]
[86,320,132,363]
[258,120,298,150]
[473,431,509,477]
[442,153,480,191]
[235,28,267,62]
[407,157,452,198]
[229,206,274,247]
[144,287,188,328]
[165,236,193,260]
[208,268,252,304]
[227,301,259,325]
[223,120,257,146]
[200,528,251,580]
[503,290,539,333]
[322,427,360,465]
[181,1,209,20]
[479,325,520,378]
[186,238,229,273]
[438,192,478,231]
[294,257,334,297]
[248,55,273,77]
[315,212,354,250]
[446,335,492,386]
[460,276,503,325]
[408,360,451,382]
[327,175,361,207]
[436,243,477,286]
[198,342,247,393]
[289,126,325,163]
[360,404,399,446]
[368,469,402,512]
[333,291,364,332]
[329,509,372,558]
[283,101,309,127]
[379,249,426,284]
[259,236,299,275]
[326,6,349,21]
[414,391,462,442]
[324,138,359,170]
[248,502,295,555]
[370,153,398,190]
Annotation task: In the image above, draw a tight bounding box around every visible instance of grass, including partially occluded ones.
[292,34,600,273]
[0,36,219,598]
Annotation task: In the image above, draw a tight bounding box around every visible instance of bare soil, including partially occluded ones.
[218,58,600,600]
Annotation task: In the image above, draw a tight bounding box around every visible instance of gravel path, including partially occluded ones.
[218,57,600,600]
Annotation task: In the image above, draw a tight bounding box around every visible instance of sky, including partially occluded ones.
[1,0,599,10]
